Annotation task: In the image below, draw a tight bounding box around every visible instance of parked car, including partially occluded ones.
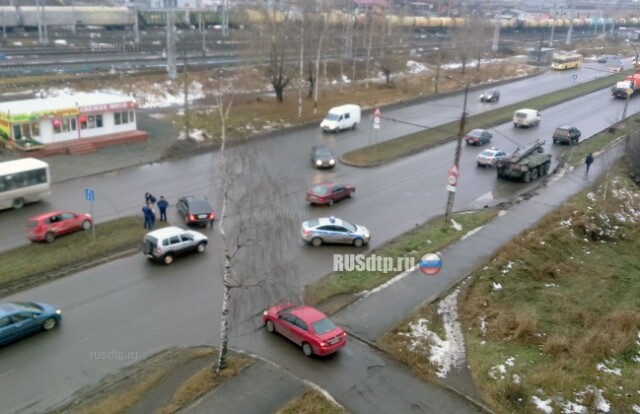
[262,303,347,356]
[301,216,370,247]
[310,145,336,169]
[513,108,541,128]
[479,89,500,102]
[464,129,493,145]
[142,226,208,265]
[552,125,581,145]
[176,196,216,226]
[0,301,61,346]
[597,56,608,63]
[306,182,355,206]
[25,210,93,243]
[477,147,509,167]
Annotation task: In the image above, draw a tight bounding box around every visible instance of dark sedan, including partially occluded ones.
[311,145,336,169]
[176,196,216,226]
[464,129,493,145]
[0,302,61,346]
[306,182,355,206]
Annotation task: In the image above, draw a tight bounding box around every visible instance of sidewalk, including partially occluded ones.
[332,143,624,343]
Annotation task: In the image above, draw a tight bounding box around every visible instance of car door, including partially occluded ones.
[277,313,297,341]
[168,235,184,256]
[180,233,195,252]
[289,317,310,346]
[332,184,346,201]
[331,225,351,244]
[0,316,15,344]
[48,214,66,236]
[315,225,335,242]
[10,312,40,337]
[59,212,77,234]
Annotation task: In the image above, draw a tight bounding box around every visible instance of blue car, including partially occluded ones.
[0,302,62,346]
[301,216,371,247]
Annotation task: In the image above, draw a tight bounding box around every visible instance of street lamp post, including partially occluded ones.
[444,81,469,221]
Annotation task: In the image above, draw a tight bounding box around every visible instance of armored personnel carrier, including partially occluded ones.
[496,140,552,182]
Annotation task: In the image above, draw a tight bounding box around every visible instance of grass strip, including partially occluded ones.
[277,389,349,414]
[342,71,630,167]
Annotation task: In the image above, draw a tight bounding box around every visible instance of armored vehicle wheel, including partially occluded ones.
[531,168,538,180]
[523,171,532,183]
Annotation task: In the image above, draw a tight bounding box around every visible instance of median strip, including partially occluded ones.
[341,71,629,167]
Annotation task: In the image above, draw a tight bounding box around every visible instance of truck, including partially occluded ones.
[496,140,552,183]
[611,73,640,99]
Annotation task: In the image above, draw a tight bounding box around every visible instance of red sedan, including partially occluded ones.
[26,211,93,243]
[305,182,355,206]
[262,303,347,356]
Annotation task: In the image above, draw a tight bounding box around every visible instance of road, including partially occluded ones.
[0,61,639,413]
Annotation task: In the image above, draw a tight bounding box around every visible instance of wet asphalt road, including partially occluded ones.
[0,61,638,413]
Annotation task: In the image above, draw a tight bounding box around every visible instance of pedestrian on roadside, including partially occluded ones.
[157,196,169,222]
[149,203,156,227]
[142,204,153,229]
[145,192,157,206]
[585,152,594,173]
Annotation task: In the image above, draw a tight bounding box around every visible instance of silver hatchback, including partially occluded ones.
[143,226,208,265]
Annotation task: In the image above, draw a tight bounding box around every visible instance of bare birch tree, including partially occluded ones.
[313,2,331,113]
[263,1,294,103]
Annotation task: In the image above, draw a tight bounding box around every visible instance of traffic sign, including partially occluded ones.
[85,188,95,202]
[373,107,381,130]
[446,185,456,192]
[448,174,457,186]
[449,164,459,176]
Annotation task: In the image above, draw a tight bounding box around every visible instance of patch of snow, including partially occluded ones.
[587,192,598,203]
[488,356,515,380]
[597,360,622,376]
[461,226,482,240]
[501,261,514,275]
[479,316,487,335]
[562,401,588,413]
[632,405,640,413]
[544,283,558,288]
[406,60,429,74]
[498,210,507,217]
[360,265,417,298]
[492,282,503,291]
[512,374,520,384]
[540,241,546,245]
[451,219,462,231]
[594,388,611,412]
[531,396,553,414]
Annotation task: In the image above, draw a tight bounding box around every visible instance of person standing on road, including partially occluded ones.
[585,153,594,173]
[145,192,157,206]
[157,196,169,222]
[142,204,153,229]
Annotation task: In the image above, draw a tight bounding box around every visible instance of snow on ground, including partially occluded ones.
[450,219,462,231]
[501,261,514,275]
[498,210,507,217]
[488,356,515,380]
[177,129,210,141]
[596,359,622,376]
[531,396,553,414]
[120,80,205,108]
[406,60,429,74]
[460,226,483,240]
[399,288,465,378]
[360,265,417,298]
[492,282,502,291]
[633,404,640,413]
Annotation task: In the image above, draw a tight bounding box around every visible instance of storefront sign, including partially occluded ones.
[80,101,136,114]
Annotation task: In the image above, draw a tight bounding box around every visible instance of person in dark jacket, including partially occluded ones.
[142,204,153,229]
[157,196,169,222]
[585,153,594,173]
[145,192,157,206]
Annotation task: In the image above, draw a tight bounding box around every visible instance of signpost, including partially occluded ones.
[446,164,458,193]
[85,188,96,241]
[373,107,381,130]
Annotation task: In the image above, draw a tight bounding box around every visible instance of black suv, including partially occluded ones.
[311,145,336,169]
[480,89,500,102]
[176,196,216,226]
[552,126,581,145]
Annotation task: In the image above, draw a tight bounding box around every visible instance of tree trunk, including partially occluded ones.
[275,83,284,103]
[215,254,231,372]
[297,14,305,119]
[364,15,374,89]
[313,14,328,113]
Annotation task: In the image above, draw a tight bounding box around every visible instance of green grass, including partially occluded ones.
[0,217,170,288]
[304,208,500,306]
[457,161,640,413]
[342,71,631,167]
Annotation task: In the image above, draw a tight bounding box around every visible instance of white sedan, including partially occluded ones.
[477,148,508,167]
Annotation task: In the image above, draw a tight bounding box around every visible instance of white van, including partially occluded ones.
[513,108,541,128]
[320,104,361,132]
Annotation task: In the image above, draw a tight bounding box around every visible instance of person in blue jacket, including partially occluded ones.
[145,192,157,206]
[157,196,169,222]
[142,204,154,229]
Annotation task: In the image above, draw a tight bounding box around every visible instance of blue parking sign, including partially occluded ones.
[85,188,95,202]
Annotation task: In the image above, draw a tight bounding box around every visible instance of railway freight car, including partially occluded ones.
[0,7,20,31]
[138,9,190,29]
[19,6,134,30]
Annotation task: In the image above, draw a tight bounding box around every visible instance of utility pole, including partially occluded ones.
[565,3,575,45]
[549,0,556,47]
[538,32,544,64]
[491,0,501,52]
[71,0,76,34]
[222,0,228,38]
[183,42,190,140]
[444,83,469,221]
[434,37,442,94]
[133,1,140,45]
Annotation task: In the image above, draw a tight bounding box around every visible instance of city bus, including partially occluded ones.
[550,53,583,70]
[0,158,51,210]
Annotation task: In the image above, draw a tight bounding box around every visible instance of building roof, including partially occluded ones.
[0,91,135,116]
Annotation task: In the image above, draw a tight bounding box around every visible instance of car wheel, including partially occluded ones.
[353,238,364,247]
[302,342,313,357]
[514,123,518,128]
[45,232,55,243]
[12,197,24,209]
[349,190,354,198]
[163,254,174,265]
[538,165,546,177]
[543,162,551,175]
[553,139,557,144]
[42,318,57,331]
[311,237,322,247]
[523,171,532,183]
[197,242,206,253]
[531,168,539,180]
[266,320,275,333]
[352,122,358,130]
[82,220,92,230]
[328,199,335,206]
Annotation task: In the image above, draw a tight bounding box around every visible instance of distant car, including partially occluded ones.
[597,56,608,63]
[176,196,215,226]
[301,216,370,247]
[552,125,581,145]
[262,303,347,357]
[477,147,509,167]
[311,145,336,169]
[0,301,61,346]
[479,89,500,102]
[143,226,208,265]
[464,129,493,145]
[306,182,355,206]
[25,210,93,243]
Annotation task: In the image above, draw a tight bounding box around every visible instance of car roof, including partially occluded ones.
[182,196,209,203]
[27,211,73,220]
[289,305,328,323]
[468,129,487,134]
[313,182,342,188]
[0,302,40,317]
[145,226,189,239]
[480,148,501,154]
[556,125,574,129]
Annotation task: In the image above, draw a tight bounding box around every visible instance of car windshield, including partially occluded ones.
[341,221,357,232]
[315,148,332,156]
[311,185,330,195]
[479,150,495,157]
[324,113,339,121]
[555,128,569,134]
[515,112,528,118]
[306,219,319,228]
[190,201,211,211]
[468,130,483,137]
[14,302,43,312]
[311,317,337,335]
